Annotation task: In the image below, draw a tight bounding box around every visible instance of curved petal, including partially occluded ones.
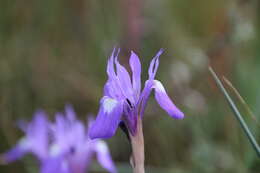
[89,97,123,139]
[2,111,49,163]
[153,80,184,119]
[148,49,164,80]
[95,140,117,173]
[138,80,154,117]
[129,51,141,98]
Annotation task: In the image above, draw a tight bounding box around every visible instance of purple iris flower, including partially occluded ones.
[1,110,49,163]
[1,105,117,173]
[89,48,184,139]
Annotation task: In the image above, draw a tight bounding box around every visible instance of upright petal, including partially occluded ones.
[65,104,76,122]
[153,80,184,119]
[148,49,164,80]
[115,56,134,102]
[104,79,124,100]
[129,51,141,98]
[105,48,127,100]
[89,97,123,139]
[106,48,118,79]
[94,140,117,173]
[27,111,49,160]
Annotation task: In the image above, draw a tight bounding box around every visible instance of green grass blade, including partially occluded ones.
[209,67,260,158]
[223,77,260,127]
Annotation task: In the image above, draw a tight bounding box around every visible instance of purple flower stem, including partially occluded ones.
[129,116,145,173]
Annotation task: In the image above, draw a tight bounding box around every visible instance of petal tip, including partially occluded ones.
[169,108,185,120]
[157,48,164,57]
[174,111,185,119]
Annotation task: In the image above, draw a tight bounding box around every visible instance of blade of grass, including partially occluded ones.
[223,77,260,127]
[209,66,260,157]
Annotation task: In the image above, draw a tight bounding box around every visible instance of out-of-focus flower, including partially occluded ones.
[1,105,117,173]
[1,110,49,163]
[89,48,184,139]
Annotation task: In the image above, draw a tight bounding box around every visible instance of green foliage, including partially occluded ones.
[0,0,260,172]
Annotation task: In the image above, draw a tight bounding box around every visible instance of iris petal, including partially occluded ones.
[1,138,29,163]
[129,51,141,99]
[107,48,117,79]
[27,111,49,160]
[89,97,123,139]
[138,80,153,117]
[2,111,49,163]
[115,55,134,102]
[148,49,164,79]
[153,80,184,119]
[95,140,117,173]
[65,104,76,121]
[41,156,70,173]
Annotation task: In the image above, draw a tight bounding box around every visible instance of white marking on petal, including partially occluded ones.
[96,141,108,154]
[19,138,30,149]
[49,144,61,157]
[103,98,118,113]
[153,80,166,93]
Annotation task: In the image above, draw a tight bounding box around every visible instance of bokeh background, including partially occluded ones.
[0,0,260,172]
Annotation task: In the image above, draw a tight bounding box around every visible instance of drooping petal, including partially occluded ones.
[1,138,30,163]
[129,51,141,99]
[94,140,117,173]
[148,49,164,80]
[138,80,154,117]
[1,111,49,163]
[153,80,184,119]
[89,97,123,139]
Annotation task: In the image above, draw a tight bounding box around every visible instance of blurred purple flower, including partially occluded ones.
[1,110,49,163]
[89,48,184,139]
[1,105,117,173]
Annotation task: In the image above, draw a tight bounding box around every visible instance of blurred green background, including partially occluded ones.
[0,0,260,172]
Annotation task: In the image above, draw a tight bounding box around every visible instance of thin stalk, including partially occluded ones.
[223,77,260,127]
[209,67,260,158]
[130,116,145,173]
